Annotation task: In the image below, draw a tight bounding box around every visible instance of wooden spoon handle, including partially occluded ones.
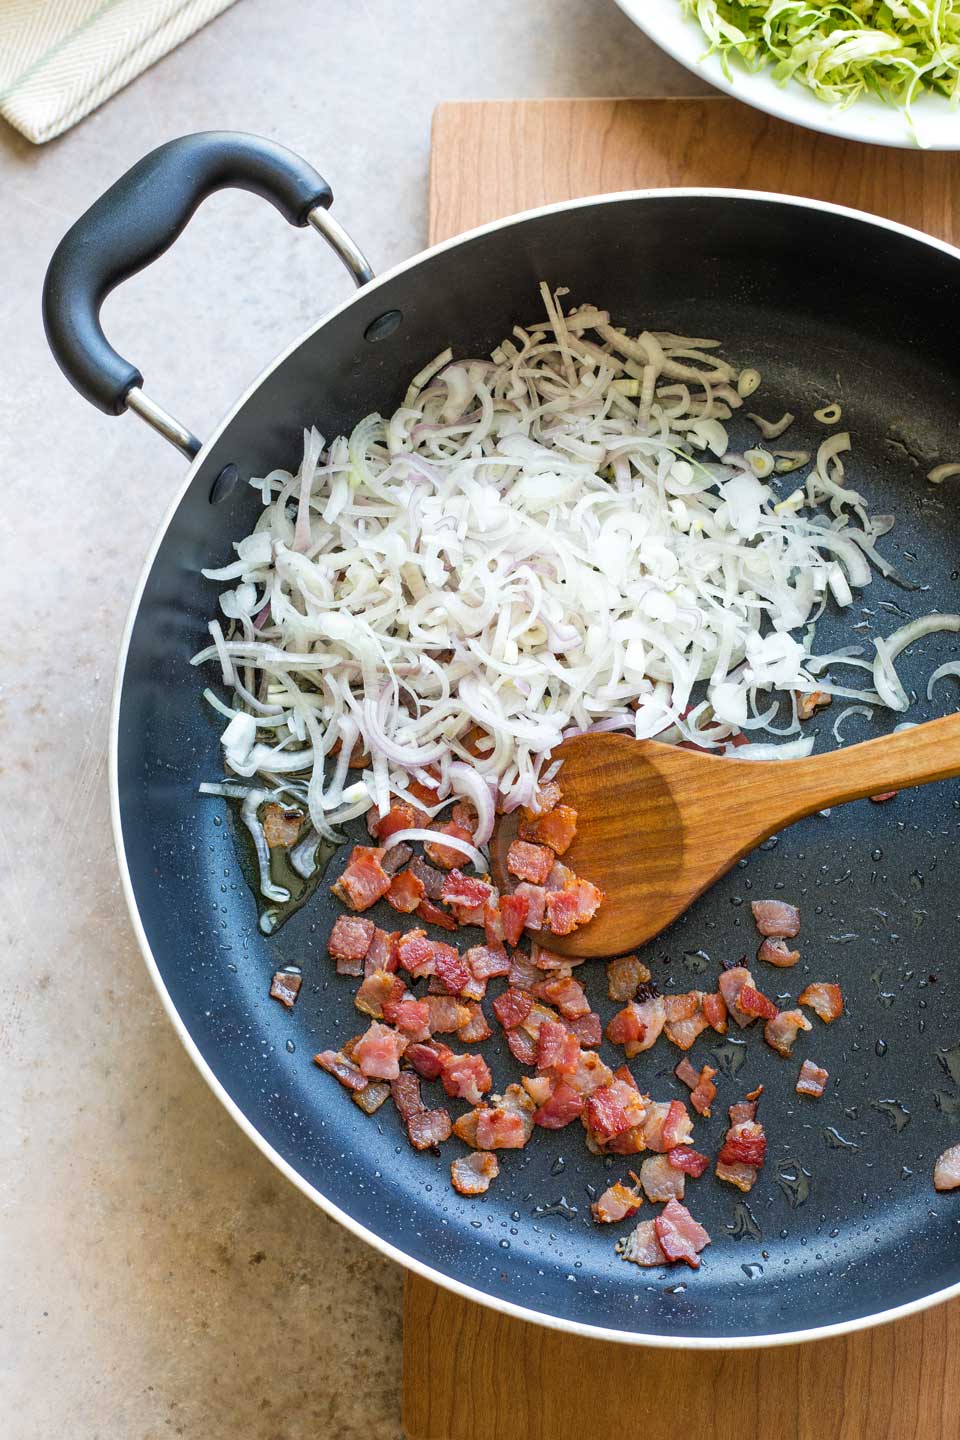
[728,711,960,831]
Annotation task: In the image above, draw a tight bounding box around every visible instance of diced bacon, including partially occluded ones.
[653,1199,711,1268]
[459,972,486,1003]
[521,1075,555,1107]
[270,971,301,1008]
[451,1152,499,1196]
[934,1143,960,1191]
[457,1002,492,1044]
[518,803,578,855]
[450,799,479,834]
[764,1008,812,1057]
[798,982,844,1023]
[356,969,407,1019]
[450,900,485,927]
[407,774,442,807]
[716,1159,759,1192]
[508,950,541,990]
[702,991,727,1033]
[424,995,468,1034]
[607,954,650,1002]
[639,1153,686,1202]
[409,855,445,901]
[642,1099,692,1153]
[353,1080,391,1114]
[668,1146,709,1178]
[567,1050,614,1096]
[606,1003,646,1047]
[545,860,575,892]
[546,877,604,935]
[388,999,432,1042]
[689,1065,718,1118]
[796,1058,829,1097]
[381,842,413,876]
[433,943,471,995]
[664,992,710,1050]
[586,1078,648,1143]
[369,802,422,841]
[397,929,437,977]
[797,688,832,720]
[424,822,475,870]
[717,965,755,1028]
[738,985,779,1021]
[664,993,698,1023]
[328,915,376,973]
[408,1107,453,1150]
[441,1052,492,1105]
[365,927,400,975]
[472,1085,536,1149]
[621,1219,668,1266]
[441,869,495,911]
[496,892,528,946]
[506,840,555,885]
[729,1099,758,1125]
[591,1181,643,1224]
[314,1048,368,1091]
[514,882,546,929]
[568,1012,602,1047]
[751,898,801,938]
[718,1120,767,1168]
[354,1022,408,1080]
[534,975,590,1019]
[262,802,304,848]
[674,1057,700,1090]
[533,1079,584,1129]
[520,1001,559,1039]
[745,1084,764,1102]
[531,944,578,970]
[536,1020,580,1074]
[529,780,562,815]
[492,987,534,1030]
[870,790,898,803]
[465,944,511,981]
[386,868,426,913]
[607,992,666,1057]
[482,900,505,947]
[331,845,392,911]
[505,1028,539,1065]
[758,936,800,967]
[405,1042,450,1080]
[415,898,458,931]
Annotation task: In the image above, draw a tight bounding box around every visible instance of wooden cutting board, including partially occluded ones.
[403,98,960,1440]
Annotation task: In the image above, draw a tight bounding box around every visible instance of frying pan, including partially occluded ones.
[43,131,960,1347]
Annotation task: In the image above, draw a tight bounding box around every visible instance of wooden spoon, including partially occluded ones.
[491,715,960,959]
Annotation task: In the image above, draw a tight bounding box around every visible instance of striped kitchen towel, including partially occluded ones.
[0,0,238,144]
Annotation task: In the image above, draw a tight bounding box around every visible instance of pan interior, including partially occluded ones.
[117,195,960,1340]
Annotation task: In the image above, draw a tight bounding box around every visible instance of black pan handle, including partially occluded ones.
[42,131,374,458]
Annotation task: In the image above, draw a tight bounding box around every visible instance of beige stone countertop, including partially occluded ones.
[1,4,703,1435]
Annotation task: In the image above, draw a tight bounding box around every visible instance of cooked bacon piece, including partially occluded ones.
[796,1058,829,1097]
[270,970,302,1008]
[715,1159,759,1192]
[357,969,407,1019]
[664,992,711,1050]
[729,1099,758,1125]
[414,898,458,931]
[934,1143,960,1191]
[536,1020,580,1074]
[606,1004,645,1049]
[369,802,422,842]
[352,1080,391,1114]
[506,840,555,885]
[433,943,471,995]
[518,803,578,855]
[764,1008,812,1057]
[546,877,603,935]
[567,1049,614,1096]
[796,688,832,720]
[545,860,575,892]
[534,975,590,1019]
[482,901,504,948]
[690,1066,717,1118]
[493,987,534,1030]
[497,892,528,946]
[718,1122,767,1168]
[386,868,426,913]
[668,1146,710,1178]
[407,773,441,807]
[654,1199,711,1268]
[591,1181,643,1224]
[331,845,392,911]
[441,869,495,912]
[424,995,468,1034]
[529,780,562,815]
[505,1028,539,1065]
[451,1152,499,1196]
[424,822,475,870]
[531,943,580,970]
[457,1085,536,1150]
[798,982,844,1023]
[745,1084,764,1102]
[718,965,756,1028]
[701,991,727,1033]
[397,929,437,978]
[533,1079,584,1129]
[441,1052,493,1105]
[262,802,304,848]
[405,1042,451,1080]
[381,999,428,1043]
[450,799,479,833]
[569,1012,603,1047]
[758,936,800,968]
[751,898,801,938]
[514,882,546,930]
[521,1075,554,1107]
[586,1078,648,1144]
[381,842,414,876]
[408,1107,453,1150]
[639,1153,686,1202]
[674,1057,700,1090]
[643,1099,693,1153]
[870,790,898,803]
[621,1219,669,1266]
[464,945,510,983]
[409,855,445,901]
[457,1002,492,1044]
[508,950,541,991]
[364,929,399,978]
[328,915,376,974]
[664,994,698,1023]
[739,985,779,1021]
[607,954,650,1002]
[314,1048,368,1091]
[606,992,666,1057]
[354,1022,408,1080]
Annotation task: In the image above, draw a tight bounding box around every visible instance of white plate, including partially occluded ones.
[618,0,960,149]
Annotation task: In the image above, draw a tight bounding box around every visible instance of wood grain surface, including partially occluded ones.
[404,97,960,1440]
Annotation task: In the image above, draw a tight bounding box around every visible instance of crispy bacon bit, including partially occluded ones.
[424,822,475,870]
[715,1160,759,1192]
[408,1108,453,1150]
[433,943,471,994]
[718,965,756,1028]
[405,1042,450,1080]
[668,1146,709,1178]
[745,1084,764,1102]
[718,1125,767,1168]
[654,1199,711,1268]
[505,1027,539,1065]
[934,1143,960,1191]
[415,898,458,931]
[424,995,468,1034]
[796,689,832,720]
[764,1008,812,1057]
[798,982,844,1023]
[664,994,699,1023]
[409,855,445,901]
[365,927,400,975]
[729,1098,758,1125]
[546,877,604,935]
[508,950,541,991]
[493,987,534,1030]
[640,1098,690,1152]
[545,860,575,892]
[314,1048,368,1091]
[506,840,555,885]
[529,780,562,815]
[407,774,441,807]
[738,985,779,1021]
[262,802,304,848]
[397,929,436,978]
[382,843,413,876]
[458,1085,536,1150]
[751,898,801,938]
[568,1050,614,1096]
[536,1020,581,1074]
[352,1080,391,1114]
[458,1002,492,1044]
[621,1218,668,1266]
[450,799,479,833]
[533,1079,584,1129]
[514,882,546,929]
[586,1078,648,1144]
[690,1065,718,1118]
[497,892,527,946]
[518,803,578,855]
[664,992,711,1050]
[521,1075,554,1107]
[870,790,898,803]
[702,991,728,1033]
[356,968,407,1019]
[331,845,392,911]
[354,1022,408,1079]
[674,1057,700,1090]
[531,943,578,970]
[639,1153,686,1202]
[606,1003,646,1048]
[568,1011,602,1047]
[386,868,426,913]
[441,869,494,912]
[369,802,422,841]
[796,1058,829,1097]
[534,975,590,1019]
[482,900,505,948]
[591,1181,643,1224]
[328,915,376,974]
[270,970,302,1008]
[757,936,800,968]
[451,1152,499,1196]
[465,944,511,981]
[389,998,433,1042]
[608,993,666,1057]
[607,954,651,1002]
[441,1052,493,1105]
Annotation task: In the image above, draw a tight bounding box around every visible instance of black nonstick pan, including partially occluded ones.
[43,131,960,1346]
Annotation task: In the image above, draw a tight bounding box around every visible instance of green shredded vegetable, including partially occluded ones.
[681,0,960,116]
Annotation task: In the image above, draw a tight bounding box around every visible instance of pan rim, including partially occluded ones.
[110,185,960,1347]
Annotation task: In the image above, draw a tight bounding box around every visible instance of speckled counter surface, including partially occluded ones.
[0,5,703,1435]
